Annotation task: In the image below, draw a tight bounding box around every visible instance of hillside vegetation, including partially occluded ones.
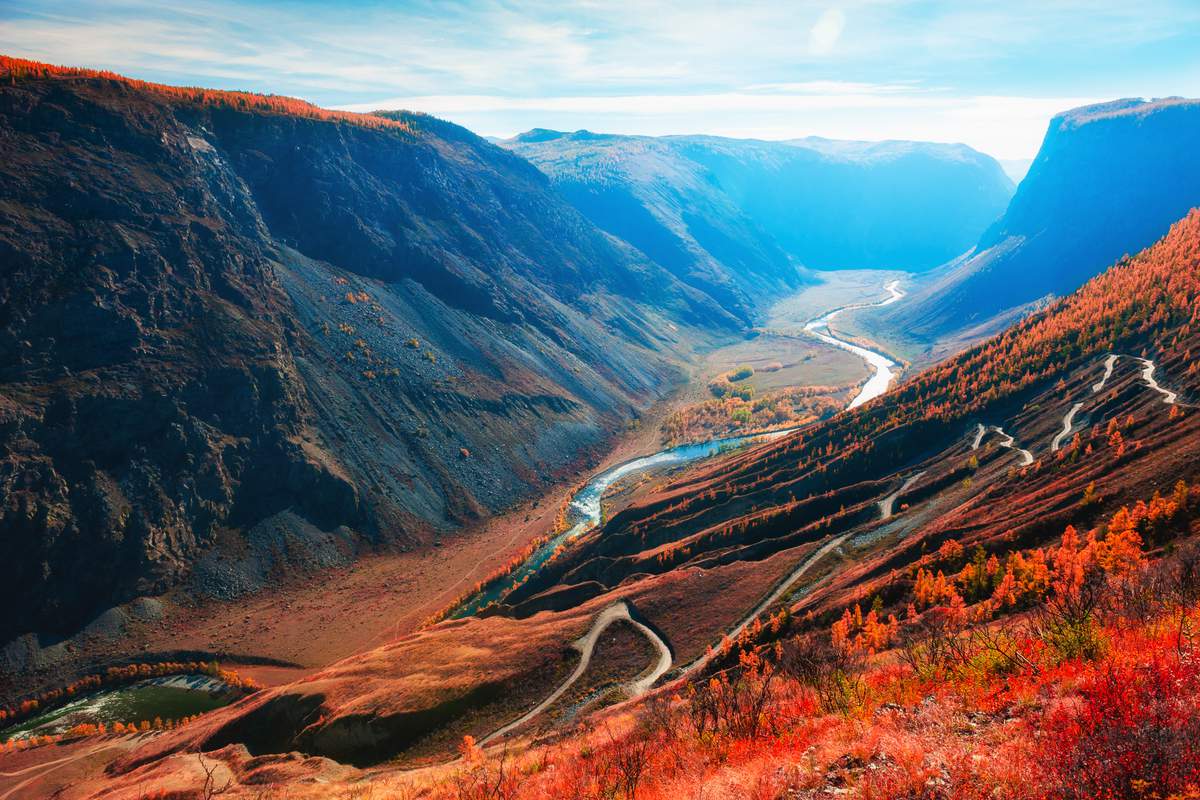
[46,210,1200,799]
[5,58,1200,800]
[0,58,734,650]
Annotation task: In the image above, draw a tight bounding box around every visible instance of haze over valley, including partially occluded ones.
[2,3,1200,798]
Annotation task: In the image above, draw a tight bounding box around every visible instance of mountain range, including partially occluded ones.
[88,190,1200,798]
[3,55,1200,800]
[500,130,1015,282]
[0,59,741,645]
[0,59,1026,649]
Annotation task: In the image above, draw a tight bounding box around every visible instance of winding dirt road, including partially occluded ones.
[1052,353,1182,452]
[1093,354,1120,393]
[679,466,928,680]
[1138,357,1179,404]
[480,352,1188,748]
[1090,353,1179,403]
[1051,403,1084,452]
[0,743,125,800]
[878,472,926,520]
[677,531,855,681]
[478,280,922,741]
[973,424,1034,466]
[480,601,671,744]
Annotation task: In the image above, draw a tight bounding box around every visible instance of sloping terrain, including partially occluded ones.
[5,57,1200,799]
[890,97,1200,341]
[58,212,1200,795]
[501,130,1013,299]
[0,58,735,648]
[539,210,1200,623]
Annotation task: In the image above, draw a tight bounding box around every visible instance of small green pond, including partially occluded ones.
[2,675,235,740]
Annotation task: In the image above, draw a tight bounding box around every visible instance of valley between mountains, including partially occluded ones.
[3,57,1200,800]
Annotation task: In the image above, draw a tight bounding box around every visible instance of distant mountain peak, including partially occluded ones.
[888,94,1200,341]
[512,128,616,143]
[503,130,1013,273]
[512,127,567,143]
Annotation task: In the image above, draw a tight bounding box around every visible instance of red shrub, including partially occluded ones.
[1040,654,1200,798]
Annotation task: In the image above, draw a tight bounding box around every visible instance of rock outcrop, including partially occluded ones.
[0,65,734,643]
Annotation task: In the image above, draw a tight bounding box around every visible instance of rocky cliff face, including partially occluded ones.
[0,70,727,643]
[890,97,1200,340]
[500,130,1013,299]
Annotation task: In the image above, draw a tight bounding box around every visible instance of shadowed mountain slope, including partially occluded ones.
[500,130,1013,296]
[0,58,736,644]
[890,97,1200,341]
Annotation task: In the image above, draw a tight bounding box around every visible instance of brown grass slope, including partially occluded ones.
[0,57,737,657]
[69,212,1200,789]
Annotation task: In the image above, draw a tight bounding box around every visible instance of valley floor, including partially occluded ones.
[3,386,686,693]
[707,269,912,395]
[4,271,911,693]
[1,271,930,795]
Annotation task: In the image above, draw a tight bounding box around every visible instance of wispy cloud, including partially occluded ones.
[339,85,952,116]
[346,88,1099,158]
[808,7,846,56]
[0,0,1195,157]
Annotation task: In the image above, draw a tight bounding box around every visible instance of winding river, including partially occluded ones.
[803,280,905,409]
[451,281,907,618]
[451,428,796,617]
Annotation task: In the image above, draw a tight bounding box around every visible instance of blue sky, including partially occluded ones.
[3,1,1199,158]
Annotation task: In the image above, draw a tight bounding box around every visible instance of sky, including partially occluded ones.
[2,1,1199,159]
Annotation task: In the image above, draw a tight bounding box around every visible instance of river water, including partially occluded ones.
[1,675,234,741]
[803,280,904,409]
[451,281,906,617]
[451,428,796,617]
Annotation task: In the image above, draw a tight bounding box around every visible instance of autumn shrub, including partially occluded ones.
[779,636,866,715]
[687,649,782,741]
[452,738,519,800]
[1039,654,1200,799]
[1034,589,1109,663]
[897,603,971,681]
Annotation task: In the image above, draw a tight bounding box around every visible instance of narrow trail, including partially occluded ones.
[0,743,123,800]
[973,424,1034,466]
[491,472,906,744]
[678,466,928,681]
[803,280,906,410]
[1051,353,1183,453]
[0,753,87,778]
[1093,354,1120,393]
[878,472,926,520]
[1089,353,1180,403]
[1051,403,1084,452]
[480,601,671,745]
[1053,354,1119,453]
[676,532,856,682]
[1139,357,1179,404]
[970,423,986,449]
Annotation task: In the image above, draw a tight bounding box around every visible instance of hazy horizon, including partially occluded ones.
[4,1,1200,159]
